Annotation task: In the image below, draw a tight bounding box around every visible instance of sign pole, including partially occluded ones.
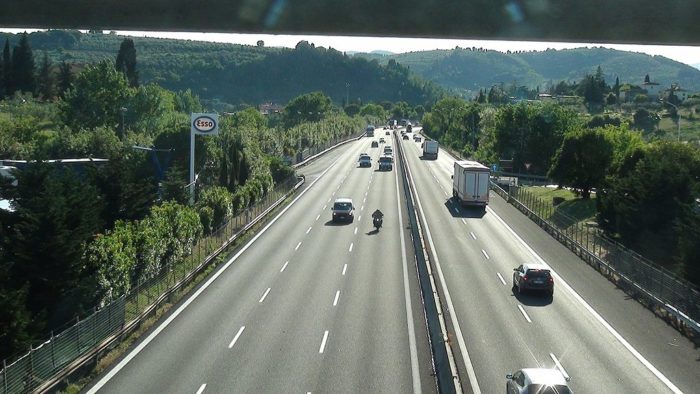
[190,113,219,206]
[189,129,195,205]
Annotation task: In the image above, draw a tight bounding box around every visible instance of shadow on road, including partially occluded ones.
[366,229,379,235]
[510,286,554,307]
[444,199,486,219]
[324,219,353,226]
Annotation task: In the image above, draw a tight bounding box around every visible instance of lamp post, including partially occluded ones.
[661,99,681,142]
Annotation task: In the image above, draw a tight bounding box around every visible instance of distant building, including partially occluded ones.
[259,102,283,115]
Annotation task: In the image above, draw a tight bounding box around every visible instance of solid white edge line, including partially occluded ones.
[319,331,329,353]
[410,161,480,394]
[333,290,340,306]
[295,241,302,250]
[259,287,271,303]
[517,305,532,323]
[85,154,343,394]
[481,249,489,260]
[228,326,246,349]
[280,261,289,272]
[342,264,347,275]
[348,242,353,252]
[549,353,570,381]
[470,231,476,240]
[486,206,683,394]
[496,273,507,286]
[196,383,206,394]
[394,157,423,394]
[306,227,312,234]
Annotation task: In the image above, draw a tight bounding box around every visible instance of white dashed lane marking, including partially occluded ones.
[280,261,289,272]
[228,326,245,349]
[481,250,490,260]
[295,242,302,251]
[517,305,532,323]
[319,331,329,353]
[496,273,507,285]
[259,288,271,303]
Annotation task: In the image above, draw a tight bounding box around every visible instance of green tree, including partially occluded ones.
[115,38,139,88]
[598,142,700,267]
[632,108,659,133]
[548,127,613,199]
[57,61,73,98]
[493,103,579,174]
[344,103,360,116]
[4,163,104,330]
[359,103,386,119]
[197,186,233,230]
[2,39,11,96]
[11,33,35,95]
[283,91,332,128]
[61,59,133,130]
[161,165,189,204]
[36,51,55,100]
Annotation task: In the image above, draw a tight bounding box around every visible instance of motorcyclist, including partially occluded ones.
[372,209,384,220]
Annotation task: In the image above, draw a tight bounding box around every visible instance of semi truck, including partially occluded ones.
[422,140,439,159]
[452,160,490,207]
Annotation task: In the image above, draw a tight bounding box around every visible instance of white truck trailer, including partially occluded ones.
[422,140,439,159]
[452,160,490,207]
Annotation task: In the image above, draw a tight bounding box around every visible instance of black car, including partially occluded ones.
[513,263,554,296]
[402,134,409,140]
[371,140,379,148]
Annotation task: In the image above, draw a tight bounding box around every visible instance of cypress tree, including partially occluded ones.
[11,33,35,95]
[37,51,55,100]
[57,61,73,98]
[2,39,12,96]
[115,38,138,88]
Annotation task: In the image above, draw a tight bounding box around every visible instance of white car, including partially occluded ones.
[506,368,571,394]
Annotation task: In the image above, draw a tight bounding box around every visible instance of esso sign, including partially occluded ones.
[191,113,219,135]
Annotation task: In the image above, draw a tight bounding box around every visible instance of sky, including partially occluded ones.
[3,28,700,67]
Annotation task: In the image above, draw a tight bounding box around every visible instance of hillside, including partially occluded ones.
[354,47,700,94]
[0,30,443,108]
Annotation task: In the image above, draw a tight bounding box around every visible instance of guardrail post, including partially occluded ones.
[29,344,34,392]
[3,359,7,394]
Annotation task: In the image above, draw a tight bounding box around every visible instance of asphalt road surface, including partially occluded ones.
[402,127,699,394]
[85,135,436,394]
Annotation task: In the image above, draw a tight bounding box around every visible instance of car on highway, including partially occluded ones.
[371,140,379,148]
[414,135,422,142]
[402,134,409,140]
[506,368,571,394]
[512,263,554,296]
[383,146,393,156]
[331,198,355,222]
[378,155,393,171]
[379,137,386,143]
[385,131,391,135]
[358,153,371,167]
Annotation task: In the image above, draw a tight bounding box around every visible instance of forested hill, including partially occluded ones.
[356,47,700,94]
[0,30,443,108]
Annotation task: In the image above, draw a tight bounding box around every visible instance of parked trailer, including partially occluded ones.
[452,160,490,207]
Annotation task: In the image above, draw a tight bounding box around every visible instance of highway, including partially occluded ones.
[84,126,700,394]
[401,127,700,393]
[86,135,436,394]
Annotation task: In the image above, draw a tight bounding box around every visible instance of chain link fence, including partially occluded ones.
[1,176,301,394]
[493,183,700,339]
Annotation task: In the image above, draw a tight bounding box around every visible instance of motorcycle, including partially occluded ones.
[373,216,383,231]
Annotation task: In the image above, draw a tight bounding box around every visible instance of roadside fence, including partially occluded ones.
[493,183,700,339]
[1,175,303,394]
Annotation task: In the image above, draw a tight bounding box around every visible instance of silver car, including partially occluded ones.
[506,368,571,394]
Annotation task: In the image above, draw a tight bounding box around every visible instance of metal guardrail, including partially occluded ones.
[0,176,304,394]
[492,183,700,340]
[395,132,458,393]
